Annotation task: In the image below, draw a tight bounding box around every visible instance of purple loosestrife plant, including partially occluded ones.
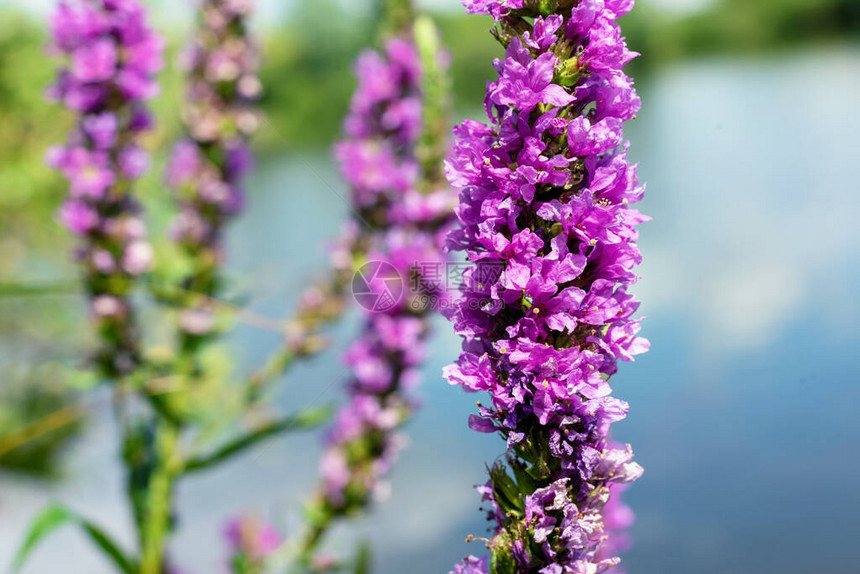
[444,1,648,572]
[297,14,455,567]
[165,0,260,338]
[46,0,164,376]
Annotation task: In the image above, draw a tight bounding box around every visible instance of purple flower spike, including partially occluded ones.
[310,22,456,549]
[47,0,163,375]
[165,0,261,334]
[445,0,648,571]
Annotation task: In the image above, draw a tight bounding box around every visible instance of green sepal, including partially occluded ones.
[537,0,559,16]
[489,464,525,517]
[488,531,519,574]
[510,459,538,494]
[556,56,583,87]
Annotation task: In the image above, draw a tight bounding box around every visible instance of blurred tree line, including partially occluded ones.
[0,0,857,476]
[624,0,860,73]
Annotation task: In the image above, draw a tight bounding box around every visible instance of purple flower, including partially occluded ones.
[165,0,261,312]
[449,555,489,574]
[334,141,417,205]
[50,2,106,51]
[526,15,564,51]
[122,240,153,275]
[58,200,98,235]
[487,38,575,113]
[116,68,159,100]
[567,116,623,157]
[47,0,163,375]
[339,39,423,182]
[91,295,124,318]
[224,515,282,560]
[462,0,524,18]
[82,112,117,149]
[165,140,201,187]
[316,31,455,528]
[119,145,149,179]
[71,38,116,82]
[225,141,254,178]
[445,1,647,571]
[525,478,576,545]
[178,308,216,335]
[580,17,638,72]
[69,157,115,199]
[596,483,634,573]
[124,32,165,74]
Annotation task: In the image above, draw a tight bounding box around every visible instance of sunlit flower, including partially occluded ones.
[445,1,648,570]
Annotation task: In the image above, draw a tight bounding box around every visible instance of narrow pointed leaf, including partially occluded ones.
[13,503,135,574]
[184,405,333,473]
[353,541,372,574]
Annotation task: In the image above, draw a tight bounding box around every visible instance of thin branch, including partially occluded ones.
[0,281,82,298]
[0,404,87,458]
[182,406,333,474]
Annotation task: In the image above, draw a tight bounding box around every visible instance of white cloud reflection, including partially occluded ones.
[633,46,860,354]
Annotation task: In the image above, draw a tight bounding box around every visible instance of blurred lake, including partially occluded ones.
[2,44,860,573]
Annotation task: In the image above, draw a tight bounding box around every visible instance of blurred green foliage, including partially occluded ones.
[0,363,84,478]
[256,0,374,150]
[0,14,88,477]
[624,0,860,76]
[0,13,69,263]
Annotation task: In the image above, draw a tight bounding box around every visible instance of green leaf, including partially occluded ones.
[489,464,525,517]
[78,523,137,574]
[353,541,372,574]
[183,405,333,474]
[13,503,136,574]
[13,505,68,572]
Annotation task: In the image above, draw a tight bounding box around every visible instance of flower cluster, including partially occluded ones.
[595,480,635,573]
[224,515,281,574]
[444,1,648,571]
[165,0,260,330]
[317,36,454,515]
[46,0,163,375]
[453,555,491,574]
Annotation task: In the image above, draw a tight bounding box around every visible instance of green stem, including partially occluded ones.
[414,15,451,187]
[245,348,296,404]
[183,406,332,474]
[140,421,181,574]
[293,518,330,573]
[376,0,416,40]
[244,270,349,406]
[0,280,81,297]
